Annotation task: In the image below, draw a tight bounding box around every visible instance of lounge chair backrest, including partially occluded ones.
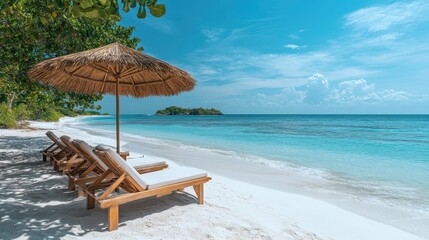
[46,131,59,140]
[95,146,148,190]
[60,136,79,154]
[72,140,108,171]
[46,131,68,150]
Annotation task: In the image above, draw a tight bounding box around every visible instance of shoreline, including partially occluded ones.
[0,117,426,239]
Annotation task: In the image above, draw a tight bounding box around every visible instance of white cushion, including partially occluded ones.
[127,157,166,169]
[96,145,165,169]
[103,147,148,189]
[75,140,108,171]
[97,146,206,190]
[141,167,207,190]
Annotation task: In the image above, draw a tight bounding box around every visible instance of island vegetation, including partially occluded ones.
[0,0,167,128]
[156,106,223,115]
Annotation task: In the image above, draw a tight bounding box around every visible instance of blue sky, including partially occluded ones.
[100,0,429,114]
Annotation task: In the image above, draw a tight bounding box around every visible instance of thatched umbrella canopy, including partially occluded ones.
[28,42,195,153]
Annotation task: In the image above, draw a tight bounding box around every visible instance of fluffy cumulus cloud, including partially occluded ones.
[327,79,408,103]
[255,74,421,106]
[319,76,415,104]
[304,74,329,104]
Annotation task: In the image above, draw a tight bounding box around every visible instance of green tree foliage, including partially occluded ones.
[44,0,165,21]
[0,103,17,128]
[156,106,223,115]
[13,104,31,121]
[0,0,142,127]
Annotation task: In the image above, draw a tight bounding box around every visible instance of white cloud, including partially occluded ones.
[256,89,305,105]
[201,27,225,43]
[378,89,409,101]
[183,47,377,99]
[304,73,329,104]
[328,79,375,103]
[288,34,299,40]
[345,0,429,32]
[308,78,420,104]
[361,33,403,47]
[142,18,176,35]
[255,76,425,106]
[284,44,299,49]
[284,44,307,50]
[340,1,429,67]
[327,79,413,103]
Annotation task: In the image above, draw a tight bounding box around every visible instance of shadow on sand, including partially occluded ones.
[0,136,199,239]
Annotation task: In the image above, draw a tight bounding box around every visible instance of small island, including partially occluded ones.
[155,106,223,115]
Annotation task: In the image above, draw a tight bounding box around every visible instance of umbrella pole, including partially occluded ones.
[116,76,120,154]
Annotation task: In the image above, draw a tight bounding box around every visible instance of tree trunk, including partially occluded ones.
[7,92,15,109]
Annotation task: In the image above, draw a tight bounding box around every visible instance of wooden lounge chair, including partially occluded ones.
[55,136,89,174]
[70,140,168,194]
[84,146,211,231]
[40,131,58,162]
[44,133,77,171]
[40,131,70,163]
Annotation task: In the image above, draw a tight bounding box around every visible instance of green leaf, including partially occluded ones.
[56,0,65,8]
[71,5,82,17]
[99,9,108,19]
[148,4,165,17]
[81,8,100,19]
[110,14,122,21]
[40,17,48,25]
[80,0,94,9]
[99,0,109,6]
[137,5,146,18]
[123,2,131,13]
[130,0,137,8]
[47,0,56,9]
[105,5,117,14]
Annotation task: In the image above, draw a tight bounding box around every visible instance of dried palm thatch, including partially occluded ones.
[27,42,195,97]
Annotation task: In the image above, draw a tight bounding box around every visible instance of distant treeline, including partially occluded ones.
[156,106,223,115]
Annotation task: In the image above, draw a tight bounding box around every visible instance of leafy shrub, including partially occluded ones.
[40,109,63,122]
[59,108,78,117]
[13,104,31,121]
[80,110,101,115]
[0,104,17,128]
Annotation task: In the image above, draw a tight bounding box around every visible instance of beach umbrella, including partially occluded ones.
[28,42,195,153]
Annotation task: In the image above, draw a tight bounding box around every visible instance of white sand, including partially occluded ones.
[0,117,425,240]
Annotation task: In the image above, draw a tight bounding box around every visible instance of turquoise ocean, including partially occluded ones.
[77,114,429,218]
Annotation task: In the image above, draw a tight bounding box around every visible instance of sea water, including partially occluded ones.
[77,114,429,217]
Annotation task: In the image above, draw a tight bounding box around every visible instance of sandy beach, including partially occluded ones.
[0,117,425,240]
